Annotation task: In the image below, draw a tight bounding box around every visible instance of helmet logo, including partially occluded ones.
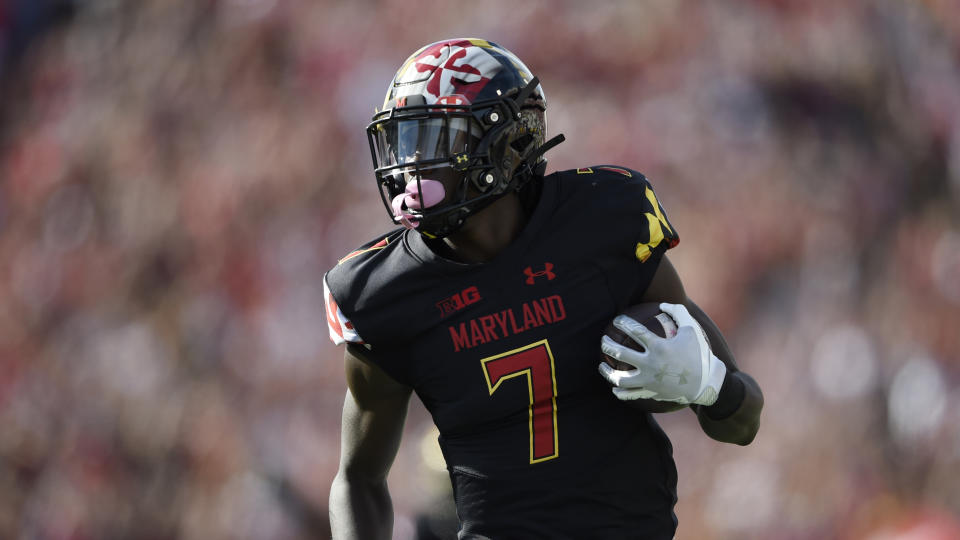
[398,42,498,104]
[452,153,470,171]
[436,94,471,113]
[436,95,469,106]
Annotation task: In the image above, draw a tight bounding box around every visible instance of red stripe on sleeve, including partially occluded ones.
[326,290,344,341]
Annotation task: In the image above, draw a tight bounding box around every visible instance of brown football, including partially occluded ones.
[603,303,687,413]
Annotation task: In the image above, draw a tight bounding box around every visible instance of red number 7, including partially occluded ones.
[481,340,559,464]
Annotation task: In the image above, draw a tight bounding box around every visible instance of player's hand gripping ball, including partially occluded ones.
[602,303,679,370]
[599,302,727,411]
[603,302,686,413]
[600,303,686,413]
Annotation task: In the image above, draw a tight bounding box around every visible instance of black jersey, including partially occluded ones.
[325,166,681,539]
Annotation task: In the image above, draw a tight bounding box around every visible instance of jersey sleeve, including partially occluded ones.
[324,273,364,345]
[321,233,420,388]
[574,165,679,262]
[631,174,679,263]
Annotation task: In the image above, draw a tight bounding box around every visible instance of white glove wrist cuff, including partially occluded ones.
[694,354,727,406]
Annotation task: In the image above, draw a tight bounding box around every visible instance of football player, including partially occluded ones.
[324,38,763,540]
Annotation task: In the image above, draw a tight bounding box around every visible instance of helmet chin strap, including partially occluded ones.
[508,76,566,190]
[514,76,541,108]
[522,134,566,173]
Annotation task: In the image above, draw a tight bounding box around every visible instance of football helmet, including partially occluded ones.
[367,38,565,238]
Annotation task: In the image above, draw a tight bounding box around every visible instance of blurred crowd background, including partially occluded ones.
[2,0,959,538]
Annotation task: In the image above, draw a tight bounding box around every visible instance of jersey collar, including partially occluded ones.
[404,173,558,271]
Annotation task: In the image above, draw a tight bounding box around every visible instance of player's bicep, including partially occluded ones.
[638,254,686,305]
[338,344,412,482]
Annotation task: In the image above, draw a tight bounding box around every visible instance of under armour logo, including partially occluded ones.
[654,364,691,385]
[452,153,470,171]
[524,263,556,285]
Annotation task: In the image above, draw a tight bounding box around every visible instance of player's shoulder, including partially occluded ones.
[324,228,409,301]
[555,165,651,183]
[545,165,679,257]
[560,165,647,180]
[547,165,662,210]
[325,228,424,347]
[550,165,657,197]
[335,231,401,267]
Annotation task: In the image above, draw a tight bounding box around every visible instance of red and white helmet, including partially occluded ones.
[367,38,564,238]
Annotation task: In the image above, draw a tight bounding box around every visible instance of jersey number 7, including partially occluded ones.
[480,340,559,464]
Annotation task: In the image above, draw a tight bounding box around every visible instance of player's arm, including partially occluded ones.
[329,344,413,540]
[680,300,763,446]
[632,256,763,445]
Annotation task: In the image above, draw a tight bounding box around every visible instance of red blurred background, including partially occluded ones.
[1,1,959,538]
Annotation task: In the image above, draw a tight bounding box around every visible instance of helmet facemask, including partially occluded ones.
[367,83,548,238]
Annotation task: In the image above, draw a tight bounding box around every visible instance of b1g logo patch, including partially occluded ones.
[437,286,482,317]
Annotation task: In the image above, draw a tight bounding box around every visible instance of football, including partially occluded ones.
[602,303,687,413]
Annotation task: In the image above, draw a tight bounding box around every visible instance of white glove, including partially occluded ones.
[599,303,726,406]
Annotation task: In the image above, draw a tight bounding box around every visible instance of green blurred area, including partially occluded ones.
[1,1,959,538]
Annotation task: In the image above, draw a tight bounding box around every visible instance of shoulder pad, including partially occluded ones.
[554,165,679,261]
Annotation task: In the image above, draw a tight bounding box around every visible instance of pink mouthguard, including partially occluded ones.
[391,179,446,229]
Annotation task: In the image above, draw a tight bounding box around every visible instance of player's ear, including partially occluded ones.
[638,255,687,304]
